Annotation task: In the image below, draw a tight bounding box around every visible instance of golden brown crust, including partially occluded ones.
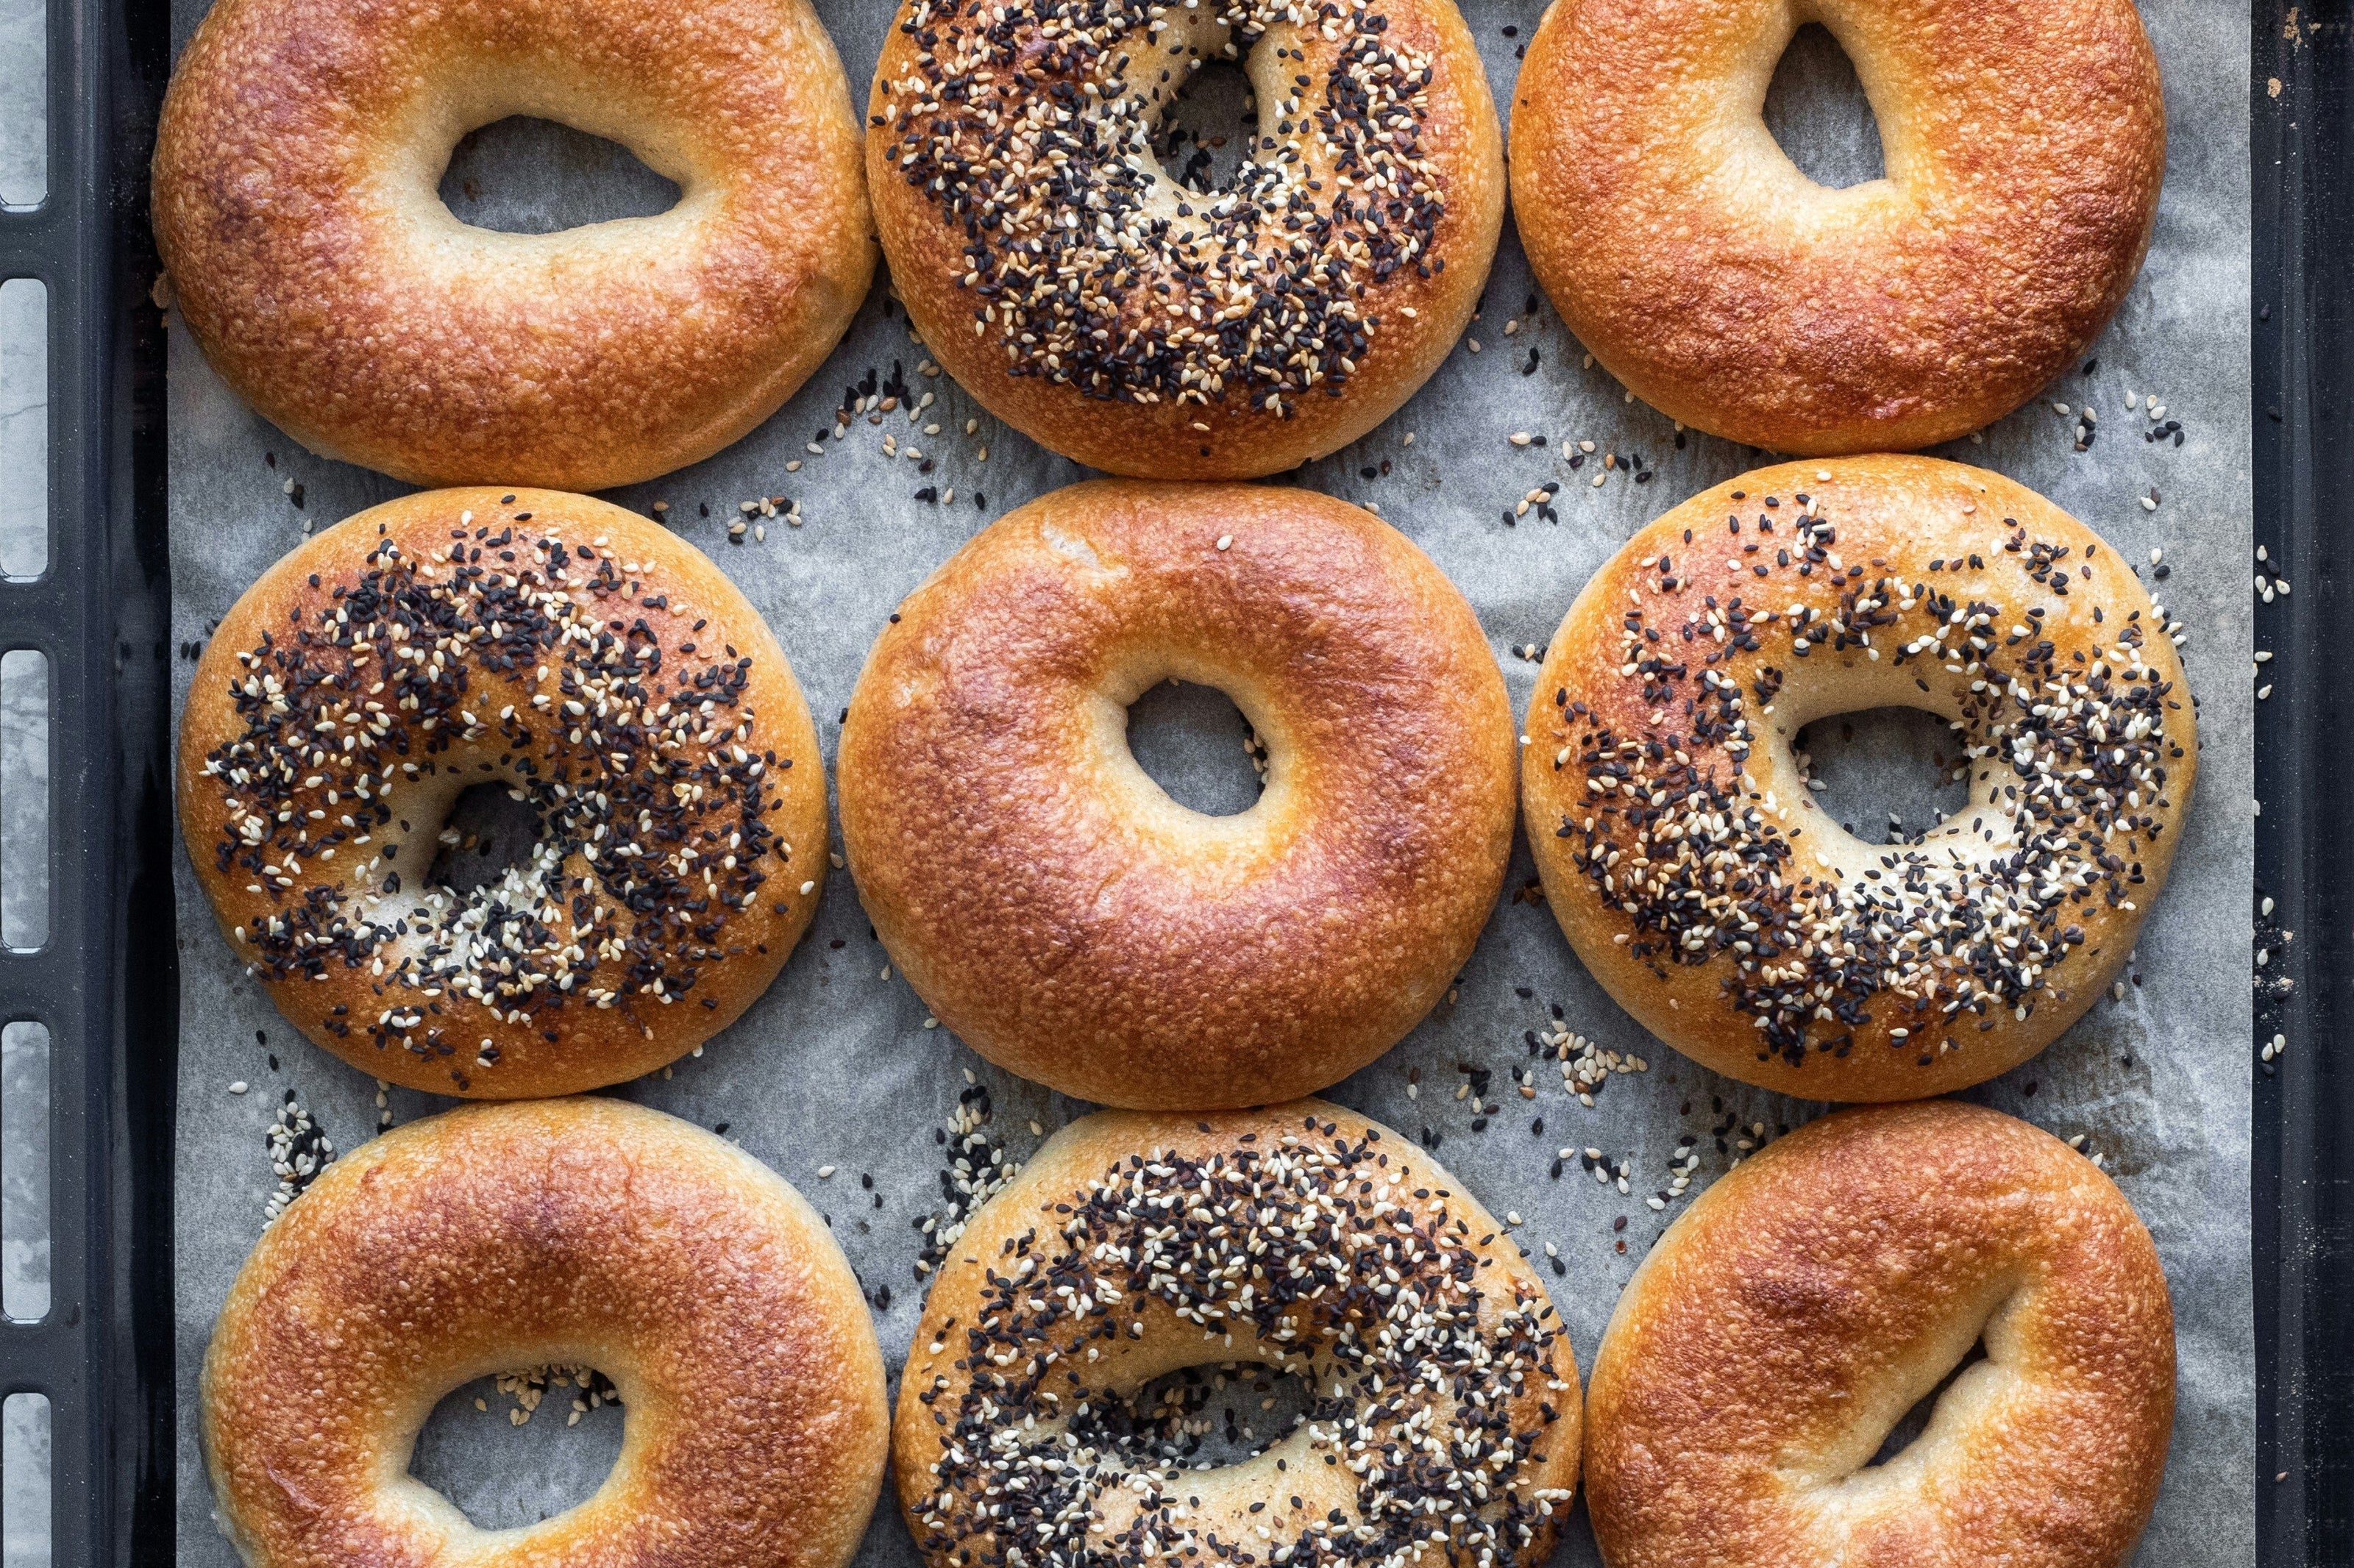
[202,1097,890,1568]
[897,1100,1582,1568]
[176,488,828,1098]
[1523,457,2194,1101]
[1584,1100,2175,1568]
[154,0,874,491]
[1510,0,2163,454]
[838,482,1515,1108]
[868,0,1502,479]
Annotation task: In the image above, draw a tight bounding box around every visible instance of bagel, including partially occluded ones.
[1509,0,2163,454]
[154,0,872,490]
[202,1097,890,1568]
[177,488,828,1098]
[868,0,1504,478]
[1523,457,2194,1101]
[896,1100,1582,1568]
[1584,1100,2174,1568]
[838,481,1516,1108]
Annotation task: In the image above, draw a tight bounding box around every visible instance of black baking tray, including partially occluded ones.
[2252,2,2354,1562]
[2,0,2340,1559]
[0,0,178,1558]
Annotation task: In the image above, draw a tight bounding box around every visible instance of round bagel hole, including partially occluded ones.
[426,781,545,895]
[408,1365,625,1529]
[1793,707,1968,845]
[1761,24,1886,189]
[1865,1337,1987,1468]
[1125,679,1268,816]
[438,116,680,235]
[1154,56,1260,195]
[1098,1360,1318,1469]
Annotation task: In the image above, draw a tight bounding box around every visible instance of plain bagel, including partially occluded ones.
[177,488,828,1097]
[1583,1100,2174,1568]
[869,0,1504,477]
[154,0,872,490]
[897,1100,1582,1568]
[839,481,1517,1108]
[1523,457,2194,1100]
[1510,0,2164,454]
[203,1097,890,1568]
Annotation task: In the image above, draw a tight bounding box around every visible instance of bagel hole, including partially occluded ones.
[1792,707,1968,846]
[438,117,680,234]
[409,1366,625,1530]
[1865,1338,1986,1468]
[1125,680,1267,817]
[1762,24,1885,189]
[1154,56,1259,195]
[1093,1361,1320,1469]
[427,782,545,895]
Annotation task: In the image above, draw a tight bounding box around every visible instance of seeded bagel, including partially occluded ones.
[869,0,1504,477]
[177,488,827,1097]
[897,1100,1582,1568]
[1523,457,2194,1100]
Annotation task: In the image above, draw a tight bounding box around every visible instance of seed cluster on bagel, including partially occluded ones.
[1525,457,2194,1100]
[179,490,826,1097]
[896,1103,1581,1568]
[869,0,1503,475]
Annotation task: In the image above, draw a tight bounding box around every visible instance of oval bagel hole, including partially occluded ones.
[438,116,680,234]
[1793,706,1969,846]
[1761,24,1886,190]
[1864,1336,1988,1469]
[1126,679,1268,817]
[427,781,546,896]
[1155,56,1259,196]
[409,1366,626,1530]
[1099,1358,1318,1469]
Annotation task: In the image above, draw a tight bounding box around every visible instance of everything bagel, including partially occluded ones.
[896,1101,1582,1568]
[1523,457,2194,1100]
[839,481,1516,1108]
[177,489,828,1097]
[869,0,1504,477]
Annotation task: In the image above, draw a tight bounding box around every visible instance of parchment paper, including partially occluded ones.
[164,0,2255,1558]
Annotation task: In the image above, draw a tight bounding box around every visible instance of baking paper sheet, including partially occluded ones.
[163,0,2255,1558]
